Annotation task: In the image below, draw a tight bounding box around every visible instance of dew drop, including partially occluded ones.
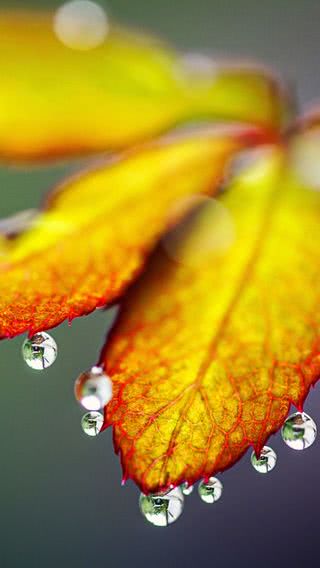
[54,0,109,51]
[181,482,194,496]
[198,477,223,504]
[139,487,184,527]
[74,366,112,411]
[81,411,104,436]
[22,332,57,370]
[281,412,317,450]
[251,446,277,473]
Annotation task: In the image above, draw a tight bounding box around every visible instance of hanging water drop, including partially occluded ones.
[181,482,194,496]
[22,332,57,370]
[198,477,223,504]
[81,411,104,437]
[139,487,184,527]
[281,412,317,450]
[74,366,112,410]
[251,446,277,473]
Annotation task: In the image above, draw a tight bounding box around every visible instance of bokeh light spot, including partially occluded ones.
[53,0,109,51]
[162,195,236,268]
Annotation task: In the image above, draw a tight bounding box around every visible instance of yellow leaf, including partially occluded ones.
[102,151,320,493]
[0,235,8,257]
[0,10,289,160]
[0,126,267,338]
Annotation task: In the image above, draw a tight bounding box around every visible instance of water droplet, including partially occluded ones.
[181,482,194,496]
[281,412,317,450]
[162,195,235,268]
[198,477,223,504]
[74,366,112,410]
[251,446,277,473]
[54,0,109,51]
[81,411,104,436]
[22,332,57,370]
[139,487,184,527]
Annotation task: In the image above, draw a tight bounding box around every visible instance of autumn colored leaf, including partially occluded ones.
[0,126,269,338]
[102,150,320,494]
[0,10,290,161]
[0,236,8,258]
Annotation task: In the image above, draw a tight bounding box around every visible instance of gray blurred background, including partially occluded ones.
[1,1,320,567]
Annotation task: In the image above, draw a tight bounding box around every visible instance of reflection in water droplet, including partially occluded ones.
[74,366,112,410]
[81,411,104,436]
[162,195,235,268]
[181,482,194,496]
[54,0,109,51]
[251,446,277,473]
[22,332,57,370]
[198,477,223,504]
[139,487,184,526]
[281,412,317,450]
[290,130,320,191]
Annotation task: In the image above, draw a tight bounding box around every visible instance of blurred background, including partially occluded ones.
[1,1,320,567]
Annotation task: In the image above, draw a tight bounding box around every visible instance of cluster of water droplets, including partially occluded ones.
[75,365,113,436]
[249,412,317,476]
[21,335,318,526]
[139,476,223,526]
[21,331,112,436]
[249,411,317,477]
[140,412,318,526]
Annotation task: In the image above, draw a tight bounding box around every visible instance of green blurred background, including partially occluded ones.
[1,1,320,567]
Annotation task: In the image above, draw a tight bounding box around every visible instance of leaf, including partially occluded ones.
[0,10,290,161]
[102,150,320,494]
[0,126,268,338]
[0,236,8,258]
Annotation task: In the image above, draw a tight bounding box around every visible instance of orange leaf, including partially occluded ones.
[102,150,320,494]
[0,10,290,161]
[0,126,267,338]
